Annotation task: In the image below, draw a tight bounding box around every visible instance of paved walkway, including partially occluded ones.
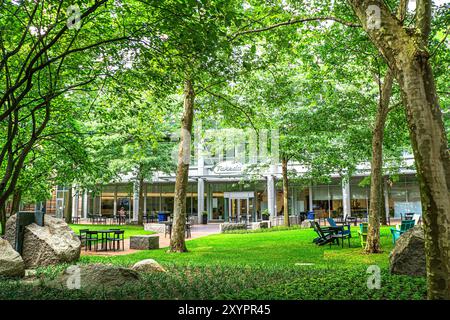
[81,223,221,257]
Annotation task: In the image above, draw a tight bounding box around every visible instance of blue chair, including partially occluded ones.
[307,211,315,220]
[390,220,415,244]
[327,217,351,237]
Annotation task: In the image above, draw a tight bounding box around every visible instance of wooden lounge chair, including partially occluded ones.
[312,221,335,246]
[358,223,368,248]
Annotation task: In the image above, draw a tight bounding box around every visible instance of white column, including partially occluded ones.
[133,182,139,222]
[83,191,88,219]
[113,186,117,218]
[143,184,147,217]
[309,185,313,212]
[267,175,276,218]
[197,178,205,224]
[342,179,351,218]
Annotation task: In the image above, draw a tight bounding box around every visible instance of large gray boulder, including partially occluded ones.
[0,238,25,278]
[5,215,81,269]
[48,264,141,292]
[389,226,426,276]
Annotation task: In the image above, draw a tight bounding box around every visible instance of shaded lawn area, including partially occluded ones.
[69,224,155,239]
[0,225,427,300]
[81,226,394,269]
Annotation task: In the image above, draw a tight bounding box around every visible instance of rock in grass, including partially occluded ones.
[5,214,81,269]
[47,264,141,292]
[0,238,25,278]
[300,219,314,228]
[389,226,426,276]
[131,259,166,273]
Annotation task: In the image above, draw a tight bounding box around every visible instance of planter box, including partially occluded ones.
[143,223,165,233]
[220,223,247,232]
[130,235,160,250]
[251,221,269,230]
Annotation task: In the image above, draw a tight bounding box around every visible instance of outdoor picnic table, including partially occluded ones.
[96,229,116,251]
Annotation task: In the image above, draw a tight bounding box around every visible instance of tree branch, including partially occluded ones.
[231,16,361,40]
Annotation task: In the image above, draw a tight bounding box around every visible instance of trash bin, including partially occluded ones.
[158,212,168,222]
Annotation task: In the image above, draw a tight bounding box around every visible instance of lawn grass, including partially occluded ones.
[69,224,155,239]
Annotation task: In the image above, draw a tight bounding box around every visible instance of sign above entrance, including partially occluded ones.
[224,191,254,199]
[213,160,243,174]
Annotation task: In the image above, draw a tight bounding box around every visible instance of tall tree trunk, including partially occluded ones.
[365,70,394,253]
[170,77,195,253]
[282,156,290,227]
[64,187,73,224]
[349,0,450,300]
[138,174,144,226]
[10,188,22,216]
[0,201,6,236]
[400,60,450,299]
[380,179,387,225]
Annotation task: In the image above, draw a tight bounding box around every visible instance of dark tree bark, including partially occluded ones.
[349,0,450,300]
[64,187,73,224]
[170,77,195,253]
[10,188,22,216]
[282,156,290,227]
[0,201,6,236]
[365,70,394,253]
[380,179,387,226]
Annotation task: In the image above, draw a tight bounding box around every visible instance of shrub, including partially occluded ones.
[224,225,301,234]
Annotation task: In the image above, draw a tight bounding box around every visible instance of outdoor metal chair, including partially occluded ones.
[85,231,99,251]
[186,223,192,238]
[107,230,125,251]
[165,222,172,238]
[79,229,89,247]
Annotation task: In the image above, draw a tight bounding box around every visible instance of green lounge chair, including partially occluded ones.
[358,223,368,248]
[390,220,415,244]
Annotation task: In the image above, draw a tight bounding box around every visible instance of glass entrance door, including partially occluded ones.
[224,191,255,223]
[240,199,249,222]
[229,198,250,222]
[229,198,238,222]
